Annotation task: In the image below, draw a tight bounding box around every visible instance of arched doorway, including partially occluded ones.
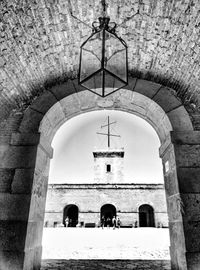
[63,204,79,227]
[139,204,155,227]
[6,80,195,270]
[101,204,116,227]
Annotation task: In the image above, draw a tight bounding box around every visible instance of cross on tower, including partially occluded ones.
[97,116,120,148]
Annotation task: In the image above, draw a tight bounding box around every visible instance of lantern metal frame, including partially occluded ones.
[78,14,128,98]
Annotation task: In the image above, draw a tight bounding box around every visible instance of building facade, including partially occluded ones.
[44,183,168,228]
[45,145,168,228]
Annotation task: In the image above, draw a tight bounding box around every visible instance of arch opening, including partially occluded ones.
[63,204,79,227]
[101,204,117,227]
[15,82,194,270]
[139,204,155,227]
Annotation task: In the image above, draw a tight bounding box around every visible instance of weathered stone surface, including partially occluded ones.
[39,139,53,159]
[19,108,44,133]
[0,247,42,270]
[171,131,200,145]
[181,194,200,252]
[50,81,74,101]
[34,147,50,174]
[70,79,85,95]
[29,177,49,221]
[12,169,34,194]
[160,143,176,171]
[24,246,42,270]
[0,145,37,169]
[191,114,200,131]
[133,79,161,98]
[59,93,81,118]
[30,91,57,115]
[0,0,200,121]
[159,134,172,158]
[25,222,44,249]
[39,102,65,138]
[125,77,137,91]
[167,106,193,131]
[0,114,23,134]
[77,91,98,111]
[0,134,11,144]
[0,194,30,220]
[130,91,155,111]
[177,168,200,193]
[186,252,200,270]
[174,145,200,167]
[0,220,27,250]
[167,194,184,222]
[164,168,179,197]
[0,250,24,270]
[168,221,187,270]
[146,102,166,127]
[153,87,182,113]
[38,114,54,141]
[0,169,15,193]
[11,132,40,146]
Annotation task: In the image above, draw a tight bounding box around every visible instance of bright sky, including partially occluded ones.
[49,110,164,184]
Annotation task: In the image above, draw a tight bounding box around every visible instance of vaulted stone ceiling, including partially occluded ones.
[0,0,200,121]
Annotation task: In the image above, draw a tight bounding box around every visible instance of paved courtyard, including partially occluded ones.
[41,259,171,270]
[41,227,171,269]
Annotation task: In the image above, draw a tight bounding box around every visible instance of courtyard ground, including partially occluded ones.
[41,227,171,269]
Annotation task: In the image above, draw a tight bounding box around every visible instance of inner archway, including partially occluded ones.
[63,205,79,227]
[37,88,190,270]
[139,204,155,227]
[101,204,116,227]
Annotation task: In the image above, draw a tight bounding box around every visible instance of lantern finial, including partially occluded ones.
[101,0,108,17]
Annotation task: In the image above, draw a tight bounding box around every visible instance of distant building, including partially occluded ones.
[44,183,168,228]
[44,117,168,228]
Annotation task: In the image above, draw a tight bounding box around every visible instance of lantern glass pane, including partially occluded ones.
[104,70,125,96]
[105,31,127,83]
[80,32,102,82]
[82,70,103,96]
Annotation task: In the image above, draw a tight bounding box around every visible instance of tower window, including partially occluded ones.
[106,164,111,172]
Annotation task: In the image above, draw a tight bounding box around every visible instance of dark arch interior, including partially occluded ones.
[101,204,116,227]
[63,204,79,227]
[139,204,155,227]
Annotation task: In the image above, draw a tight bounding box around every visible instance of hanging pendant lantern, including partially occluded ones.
[78,1,128,97]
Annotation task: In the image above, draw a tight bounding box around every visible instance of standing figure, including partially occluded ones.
[112,216,116,229]
[101,215,105,229]
[117,217,121,229]
[65,217,69,227]
[106,217,111,228]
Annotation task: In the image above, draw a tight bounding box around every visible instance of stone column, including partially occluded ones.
[0,131,52,270]
[160,131,200,270]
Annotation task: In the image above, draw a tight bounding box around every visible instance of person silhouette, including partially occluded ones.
[112,216,116,229]
[101,215,105,229]
[106,217,111,228]
[117,217,121,228]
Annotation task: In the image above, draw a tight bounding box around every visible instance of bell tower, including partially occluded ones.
[93,116,124,183]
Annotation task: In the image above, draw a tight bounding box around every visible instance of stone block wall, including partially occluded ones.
[44,183,168,228]
[93,150,124,184]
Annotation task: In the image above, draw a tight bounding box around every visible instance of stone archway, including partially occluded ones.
[1,78,200,270]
